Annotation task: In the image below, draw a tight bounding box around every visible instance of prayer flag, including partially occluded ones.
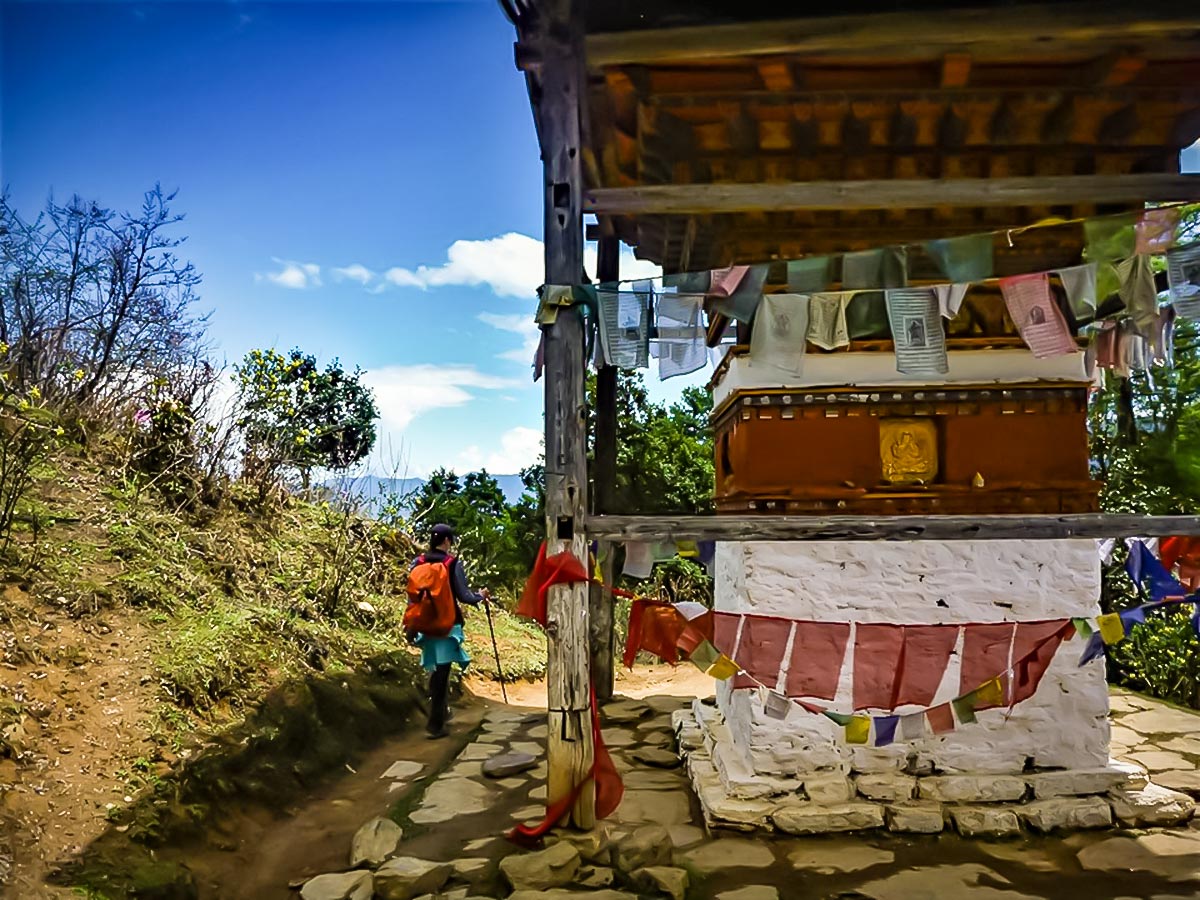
[926,703,956,735]
[711,265,767,323]
[785,620,852,701]
[664,270,710,293]
[899,712,926,740]
[952,695,978,725]
[1011,620,1072,705]
[1071,617,1095,639]
[712,611,743,657]
[806,293,851,349]
[846,291,891,339]
[926,233,994,283]
[1120,606,1147,636]
[709,266,748,297]
[1167,243,1200,310]
[655,293,707,381]
[750,293,809,375]
[843,247,908,290]
[1136,207,1180,255]
[852,623,906,711]
[845,716,871,745]
[763,691,792,721]
[886,288,948,376]
[787,257,832,293]
[1126,540,1185,601]
[959,623,1015,709]
[933,283,970,320]
[1097,613,1125,646]
[824,710,853,726]
[1079,632,1106,666]
[976,678,1005,709]
[689,639,721,672]
[597,287,650,369]
[732,614,793,691]
[1054,264,1098,321]
[1117,255,1160,331]
[674,601,709,621]
[894,625,961,707]
[1085,215,1138,263]
[707,655,741,681]
[873,716,899,747]
[1000,272,1078,358]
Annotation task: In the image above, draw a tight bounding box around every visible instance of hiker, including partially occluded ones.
[407,523,490,739]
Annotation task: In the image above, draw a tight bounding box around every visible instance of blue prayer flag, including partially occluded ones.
[1078,632,1106,666]
[873,716,899,747]
[1126,540,1185,602]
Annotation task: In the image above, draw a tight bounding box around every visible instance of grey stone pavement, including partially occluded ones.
[298,688,1200,900]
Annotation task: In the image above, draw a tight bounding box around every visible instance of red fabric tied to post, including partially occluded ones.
[959,622,1016,709]
[1161,537,1200,591]
[732,614,793,690]
[1011,620,1073,705]
[518,542,590,626]
[506,682,624,847]
[785,621,851,701]
[622,600,687,668]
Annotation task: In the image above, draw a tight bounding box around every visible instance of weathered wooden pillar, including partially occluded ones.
[590,234,619,701]
[533,0,595,828]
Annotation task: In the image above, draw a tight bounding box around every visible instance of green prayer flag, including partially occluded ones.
[786,257,832,293]
[952,695,978,725]
[1072,617,1094,639]
[689,639,720,672]
[845,291,891,339]
[823,710,853,726]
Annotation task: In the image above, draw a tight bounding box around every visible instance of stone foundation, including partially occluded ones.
[674,700,1195,836]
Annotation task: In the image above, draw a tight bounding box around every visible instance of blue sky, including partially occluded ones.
[1,0,684,477]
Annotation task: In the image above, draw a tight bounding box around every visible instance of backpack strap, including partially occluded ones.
[442,555,456,571]
[417,553,427,565]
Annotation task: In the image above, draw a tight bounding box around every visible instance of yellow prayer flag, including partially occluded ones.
[706,655,741,681]
[976,677,1004,709]
[845,716,871,745]
[1098,612,1125,645]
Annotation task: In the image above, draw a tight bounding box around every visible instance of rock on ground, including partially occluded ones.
[1109,783,1197,827]
[1016,797,1112,833]
[614,825,672,872]
[949,807,1022,838]
[683,838,776,872]
[482,752,538,778]
[716,888,780,900]
[631,865,689,900]
[772,802,885,835]
[300,871,373,900]
[499,842,581,891]
[1078,832,1200,883]
[349,817,403,868]
[508,892,637,900]
[373,857,452,900]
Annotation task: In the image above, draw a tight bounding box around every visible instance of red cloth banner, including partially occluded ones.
[894,625,961,707]
[518,542,590,626]
[785,621,852,701]
[732,614,793,690]
[1011,620,1073,705]
[622,600,687,669]
[926,702,956,734]
[711,611,743,658]
[1161,537,1200,591]
[959,622,1016,709]
[852,624,906,710]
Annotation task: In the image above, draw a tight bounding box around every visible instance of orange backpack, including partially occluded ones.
[404,555,457,640]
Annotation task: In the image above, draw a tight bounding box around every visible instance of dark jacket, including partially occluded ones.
[411,550,483,624]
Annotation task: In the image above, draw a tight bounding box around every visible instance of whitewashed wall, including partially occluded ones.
[714,540,1108,776]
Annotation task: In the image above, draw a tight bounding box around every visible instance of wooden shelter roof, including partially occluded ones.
[517,1,1200,274]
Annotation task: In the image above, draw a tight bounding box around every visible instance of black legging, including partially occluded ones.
[427,663,451,732]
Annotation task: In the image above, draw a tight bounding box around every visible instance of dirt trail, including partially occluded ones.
[464,661,714,706]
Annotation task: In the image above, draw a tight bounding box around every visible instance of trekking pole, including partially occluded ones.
[483,598,509,704]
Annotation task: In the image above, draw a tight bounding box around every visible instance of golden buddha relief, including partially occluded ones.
[880,418,938,485]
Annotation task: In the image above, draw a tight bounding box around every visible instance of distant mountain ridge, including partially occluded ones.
[328,473,528,508]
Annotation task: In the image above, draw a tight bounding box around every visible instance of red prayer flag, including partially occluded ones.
[893,625,961,707]
[926,702,956,734]
[711,611,743,657]
[517,542,590,626]
[1160,536,1200,591]
[852,623,905,711]
[732,614,792,690]
[959,622,1016,709]
[1000,272,1077,358]
[622,600,687,668]
[785,621,852,701]
[1010,620,1073,705]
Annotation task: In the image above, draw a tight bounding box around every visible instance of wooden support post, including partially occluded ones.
[590,235,619,702]
[532,0,594,830]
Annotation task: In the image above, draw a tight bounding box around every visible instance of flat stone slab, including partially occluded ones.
[1154,771,1200,797]
[683,838,776,872]
[603,699,652,723]
[949,806,1022,838]
[773,802,886,835]
[614,789,692,826]
[787,842,894,873]
[499,842,580,891]
[1015,797,1112,833]
[483,752,538,778]
[1110,783,1197,827]
[623,770,687,790]
[885,802,944,834]
[666,824,705,849]
[301,871,373,900]
[1078,833,1200,882]
[919,775,1026,804]
[349,817,403,868]
[374,857,452,900]
[381,760,424,780]
[455,742,505,762]
[632,747,682,769]
[1121,708,1200,737]
[409,778,492,824]
[856,864,1040,900]
[1128,750,1194,772]
[508,892,636,900]
[716,888,779,900]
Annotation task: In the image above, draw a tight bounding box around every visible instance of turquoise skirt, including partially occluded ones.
[415,623,471,672]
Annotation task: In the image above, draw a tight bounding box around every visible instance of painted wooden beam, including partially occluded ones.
[585,2,1200,67]
[584,173,1200,215]
[588,514,1200,543]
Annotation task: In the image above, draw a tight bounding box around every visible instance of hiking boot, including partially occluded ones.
[426,726,449,740]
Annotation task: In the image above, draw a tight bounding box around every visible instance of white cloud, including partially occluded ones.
[332,263,375,285]
[360,364,518,434]
[375,233,661,299]
[478,311,540,364]
[256,258,322,289]
[457,426,543,474]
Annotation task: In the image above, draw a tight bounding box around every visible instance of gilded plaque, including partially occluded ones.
[880,418,938,485]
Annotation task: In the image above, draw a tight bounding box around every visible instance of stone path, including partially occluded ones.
[295,688,1200,900]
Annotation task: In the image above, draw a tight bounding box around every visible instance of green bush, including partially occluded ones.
[1111,607,1200,709]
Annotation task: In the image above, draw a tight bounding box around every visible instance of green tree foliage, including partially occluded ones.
[586,370,714,514]
[235,348,378,489]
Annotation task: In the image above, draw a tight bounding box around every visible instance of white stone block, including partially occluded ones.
[918,775,1027,804]
[772,802,885,835]
[949,806,1022,837]
[803,773,854,804]
[1109,759,1149,789]
[1108,783,1197,827]
[1015,797,1113,832]
[855,773,916,803]
[1026,767,1132,799]
[885,802,945,833]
